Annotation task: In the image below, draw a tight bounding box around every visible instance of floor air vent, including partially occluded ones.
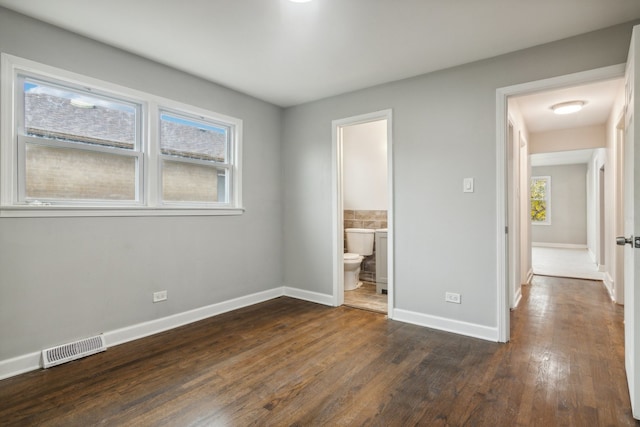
[42,335,106,368]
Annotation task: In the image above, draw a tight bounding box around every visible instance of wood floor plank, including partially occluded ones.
[0,277,638,426]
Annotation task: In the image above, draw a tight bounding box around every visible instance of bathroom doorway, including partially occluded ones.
[332,110,393,317]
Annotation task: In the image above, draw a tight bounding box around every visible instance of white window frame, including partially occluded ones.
[1,53,243,217]
[530,175,551,225]
[157,107,235,207]
[16,74,145,207]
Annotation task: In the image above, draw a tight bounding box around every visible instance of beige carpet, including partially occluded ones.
[532,247,604,281]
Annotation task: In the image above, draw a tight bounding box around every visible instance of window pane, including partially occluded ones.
[531,200,547,222]
[23,78,137,149]
[162,160,227,203]
[160,113,228,162]
[25,144,137,201]
[530,178,547,201]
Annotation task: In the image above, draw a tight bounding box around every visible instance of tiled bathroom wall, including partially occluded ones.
[344,210,387,283]
[343,210,387,230]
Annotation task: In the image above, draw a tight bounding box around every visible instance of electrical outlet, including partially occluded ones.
[445,292,461,304]
[153,290,167,303]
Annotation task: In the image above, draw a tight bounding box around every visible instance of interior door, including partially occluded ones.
[622,24,640,420]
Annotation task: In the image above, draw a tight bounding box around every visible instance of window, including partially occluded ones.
[1,54,242,216]
[159,111,231,204]
[20,77,142,204]
[530,176,551,225]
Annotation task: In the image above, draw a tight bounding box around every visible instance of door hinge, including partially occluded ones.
[505,226,509,234]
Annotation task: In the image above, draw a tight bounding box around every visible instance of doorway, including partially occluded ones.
[527,149,604,280]
[332,109,394,317]
[496,64,626,342]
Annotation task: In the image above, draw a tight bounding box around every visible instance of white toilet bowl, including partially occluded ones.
[343,228,375,292]
[344,253,364,291]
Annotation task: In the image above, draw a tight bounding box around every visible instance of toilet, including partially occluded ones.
[344,228,375,291]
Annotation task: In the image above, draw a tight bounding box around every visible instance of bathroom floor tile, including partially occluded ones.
[343,282,387,314]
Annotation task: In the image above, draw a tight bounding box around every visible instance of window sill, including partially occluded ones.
[0,206,245,218]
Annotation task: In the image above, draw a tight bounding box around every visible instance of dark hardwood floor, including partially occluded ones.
[0,276,638,426]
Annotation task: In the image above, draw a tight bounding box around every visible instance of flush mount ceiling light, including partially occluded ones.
[551,100,585,115]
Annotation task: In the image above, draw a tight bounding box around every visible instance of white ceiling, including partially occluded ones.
[511,78,624,133]
[0,0,639,107]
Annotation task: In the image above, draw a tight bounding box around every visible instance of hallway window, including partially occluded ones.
[531,176,551,224]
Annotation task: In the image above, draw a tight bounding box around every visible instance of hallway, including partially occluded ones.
[511,275,632,425]
[532,246,605,281]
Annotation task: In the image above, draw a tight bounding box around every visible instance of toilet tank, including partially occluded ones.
[345,228,375,256]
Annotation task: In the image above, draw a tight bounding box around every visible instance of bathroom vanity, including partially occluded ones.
[375,229,388,294]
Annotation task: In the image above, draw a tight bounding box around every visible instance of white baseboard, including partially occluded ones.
[284,287,334,306]
[532,242,588,249]
[105,287,285,348]
[512,287,522,309]
[393,309,499,342]
[0,351,41,381]
[604,272,615,300]
[0,287,285,381]
[0,286,500,381]
[526,268,534,284]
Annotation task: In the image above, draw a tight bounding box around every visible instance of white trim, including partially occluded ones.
[0,351,41,381]
[513,287,522,309]
[105,287,284,347]
[331,122,344,307]
[531,242,588,249]
[0,287,284,380]
[496,85,509,342]
[496,63,626,344]
[604,272,615,301]
[393,309,499,342]
[331,109,394,318]
[0,54,16,207]
[0,207,245,218]
[386,111,395,319]
[284,287,334,306]
[526,268,534,284]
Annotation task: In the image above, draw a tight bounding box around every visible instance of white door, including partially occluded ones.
[621,24,640,419]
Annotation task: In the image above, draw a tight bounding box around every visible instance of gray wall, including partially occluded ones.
[531,164,588,245]
[0,8,283,360]
[282,22,637,328]
[1,6,638,362]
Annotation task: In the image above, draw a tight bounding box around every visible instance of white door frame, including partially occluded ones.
[495,64,625,342]
[506,118,522,309]
[332,109,394,317]
[615,113,626,304]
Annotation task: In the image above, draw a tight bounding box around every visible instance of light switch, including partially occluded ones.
[463,178,474,193]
